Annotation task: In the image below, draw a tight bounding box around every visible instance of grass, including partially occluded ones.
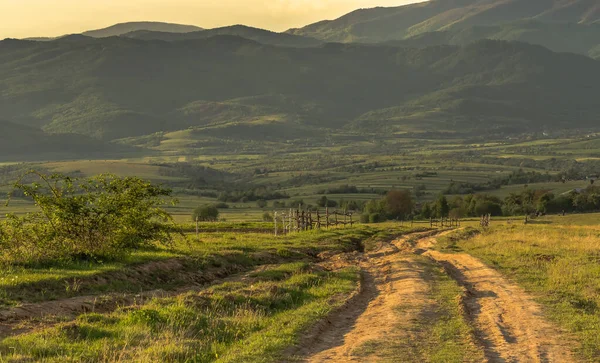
[0,223,426,362]
[0,263,359,362]
[438,221,600,360]
[0,225,414,308]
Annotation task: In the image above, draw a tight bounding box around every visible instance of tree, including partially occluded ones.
[384,190,414,220]
[192,205,219,222]
[420,203,433,219]
[262,212,273,222]
[256,199,268,208]
[317,196,338,208]
[435,195,450,218]
[474,201,503,217]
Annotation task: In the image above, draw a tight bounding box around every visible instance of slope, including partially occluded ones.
[288,0,600,43]
[1,36,600,143]
[0,120,133,161]
[389,20,600,59]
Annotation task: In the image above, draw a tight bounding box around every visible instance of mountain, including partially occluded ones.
[82,22,202,38]
[0,119,132,160]
[388,20,600,59]
[288,0,600,43]
[122,25,322,47]
[1,36,600,144]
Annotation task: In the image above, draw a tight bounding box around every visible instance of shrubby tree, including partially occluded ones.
[0,172,178,264]
[192,205,219,222]
[361,190,414,223]
[262,212,273,222]
[317,196,338,208]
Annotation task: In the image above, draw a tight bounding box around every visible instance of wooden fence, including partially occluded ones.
[430,217,461,228]
[273,208,354,236]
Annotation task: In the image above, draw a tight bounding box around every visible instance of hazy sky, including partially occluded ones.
[0,0,423,39]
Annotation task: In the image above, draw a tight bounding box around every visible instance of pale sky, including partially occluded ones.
[0,0,423,39]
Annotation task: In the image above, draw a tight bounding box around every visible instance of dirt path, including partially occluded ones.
[424,248,574,363]
[299,234,435,362]
[300,231,574,363]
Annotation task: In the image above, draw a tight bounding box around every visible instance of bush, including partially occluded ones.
[192,205,219,222]
[262,212,273,222]
[360,214,370,224]
[0,172,178,265]
[257,200,268,208]
[369,213,383,223]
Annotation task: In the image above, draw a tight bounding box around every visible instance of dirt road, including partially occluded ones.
[298,234,434,362]
[300,231,574,363]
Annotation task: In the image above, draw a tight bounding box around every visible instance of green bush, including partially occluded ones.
[0,172,178,265]
[192,205,219,222]
[262,212,273,222]
[369,213,383,223]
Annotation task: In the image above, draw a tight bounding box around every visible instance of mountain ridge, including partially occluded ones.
[83,21,203,38]
[1,35,599,143]
[288,0,600,43]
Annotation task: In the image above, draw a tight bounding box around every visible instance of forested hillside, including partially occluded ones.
[1,36,599,144]
[289,0,599,42]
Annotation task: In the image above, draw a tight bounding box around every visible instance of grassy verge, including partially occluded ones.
[0,227,379,307]
[439,223,600,360]
[0,262,359,362]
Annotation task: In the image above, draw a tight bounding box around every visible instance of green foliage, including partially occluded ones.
[434,195,450,218]
[192,205,219,222]
[317,196,338,208]
[363,190,414,223]
[262,212,273,222]
[0,172,177,265]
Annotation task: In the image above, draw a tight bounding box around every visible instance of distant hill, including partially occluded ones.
[288,0,600,43]
[388,20,600,59]
[0,120,133,160]
[122,25,322,47]
[82,22,202,38]
[2,35,600,146]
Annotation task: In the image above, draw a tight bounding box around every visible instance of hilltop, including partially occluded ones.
[122,25,322,47]
[82,21,203,38]
[288,0,600,57]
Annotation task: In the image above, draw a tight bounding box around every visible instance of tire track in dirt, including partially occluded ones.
[297,233,435,362]
[299,230,574,363]
[419,238,575,362]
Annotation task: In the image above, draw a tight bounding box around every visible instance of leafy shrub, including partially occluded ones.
[0,172,178,265]
[192,205,220,222]
[368,213,383,223]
